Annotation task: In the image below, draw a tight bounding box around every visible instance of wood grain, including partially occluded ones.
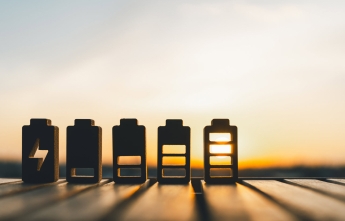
[202,181,297,221]
[327,179,345,185]
[285,179,345,201]
[0,179,21,185]
[0,179,110,220]
[105,183,198,221]
[0,179,65,198]
[244,180,345,221]
[23,180,150,221]
[0,178,343,220]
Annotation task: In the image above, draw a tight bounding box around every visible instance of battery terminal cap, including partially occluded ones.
[165,119,183,127]
[120,118,138,126]
[75,119,95,126]
[30,118,52,126]
[211,119,230,126]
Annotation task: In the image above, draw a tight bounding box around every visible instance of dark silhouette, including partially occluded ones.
[22,119,59,183]
[157,119,190,184]
[66,119,102,183]
[204,119,238,183]
[113,119,147,183]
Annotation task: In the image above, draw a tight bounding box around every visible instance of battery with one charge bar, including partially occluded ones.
[66,119,102,183]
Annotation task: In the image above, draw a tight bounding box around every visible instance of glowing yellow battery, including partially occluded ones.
[204,119,238,183]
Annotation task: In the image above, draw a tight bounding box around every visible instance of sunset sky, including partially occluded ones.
[0,1,344,169]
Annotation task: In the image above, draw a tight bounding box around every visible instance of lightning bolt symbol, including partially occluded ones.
[29,138,48,171]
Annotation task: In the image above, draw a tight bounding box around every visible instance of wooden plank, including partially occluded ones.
[104,183,198,221]
[0,179,65,198]
[23,180,150,221]
[202,181,297,221]
[285,179,345,201]
[327,179,345,185]
[244,180,345,221]
[0,179,110,220]
[0,178,21,185]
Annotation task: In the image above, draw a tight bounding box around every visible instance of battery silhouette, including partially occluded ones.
[158,119,190,184]
[113,119,146,183]
[22,118,59,183]
[66,119,102,183]
[204,119,238,184]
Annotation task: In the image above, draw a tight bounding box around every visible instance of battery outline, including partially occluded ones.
[113,118,147,183]
[66,119,102,183]
[204,119,238,184]
[157,119,191,184]
[22,118,59,183]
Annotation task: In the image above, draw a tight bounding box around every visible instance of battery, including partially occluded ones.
[113,119,146,183]
[66,119,102,183]
[158,119,190,184]
[204,119,238,184]
[22,118,59,183]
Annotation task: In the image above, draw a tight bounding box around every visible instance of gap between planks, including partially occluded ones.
[0,179,111,220]
[243,180,345,221]
[21,180,151,221]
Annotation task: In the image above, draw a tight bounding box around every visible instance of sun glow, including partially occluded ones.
[210,144,231,153]
[210,156,231,165]
[209,133,231,142]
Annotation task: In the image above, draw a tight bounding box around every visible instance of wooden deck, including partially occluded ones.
[0,178,344,220]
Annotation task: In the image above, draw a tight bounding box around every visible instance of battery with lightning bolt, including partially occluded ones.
[22,118,59,183]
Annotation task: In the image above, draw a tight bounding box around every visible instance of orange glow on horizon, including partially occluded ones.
[163,156,185,165]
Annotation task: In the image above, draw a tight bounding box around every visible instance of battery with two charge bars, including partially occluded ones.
[158,119,190,184]
[113,119,147,183]
[204,119,238,184]
[66,119,102,183]
[22,118,59,183]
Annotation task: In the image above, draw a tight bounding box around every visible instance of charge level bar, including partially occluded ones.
[158,119,191,183]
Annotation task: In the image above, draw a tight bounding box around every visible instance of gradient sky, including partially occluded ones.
[0,0,344,169]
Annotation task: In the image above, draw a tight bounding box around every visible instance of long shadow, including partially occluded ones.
[0,180,65,199]
[100,178,156,221]
[191,178,211,221]
[239,180,312,221]
[281,178,345,203]
[324,178,345,186]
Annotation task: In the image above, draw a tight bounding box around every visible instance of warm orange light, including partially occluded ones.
[118,156,141,165]
[210,156,231,165]
[162,145,186,154]
[209,133,231,141]
[163,157,185,165]
[210,144,231,153]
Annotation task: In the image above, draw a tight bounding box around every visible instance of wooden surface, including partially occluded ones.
[0,178,344,220]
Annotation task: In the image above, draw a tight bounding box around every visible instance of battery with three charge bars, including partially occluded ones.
[113,119,146,183]
[22,118,59,183]
[158,119,190,184]
[204,119,238,184]
[66,119,102,183]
